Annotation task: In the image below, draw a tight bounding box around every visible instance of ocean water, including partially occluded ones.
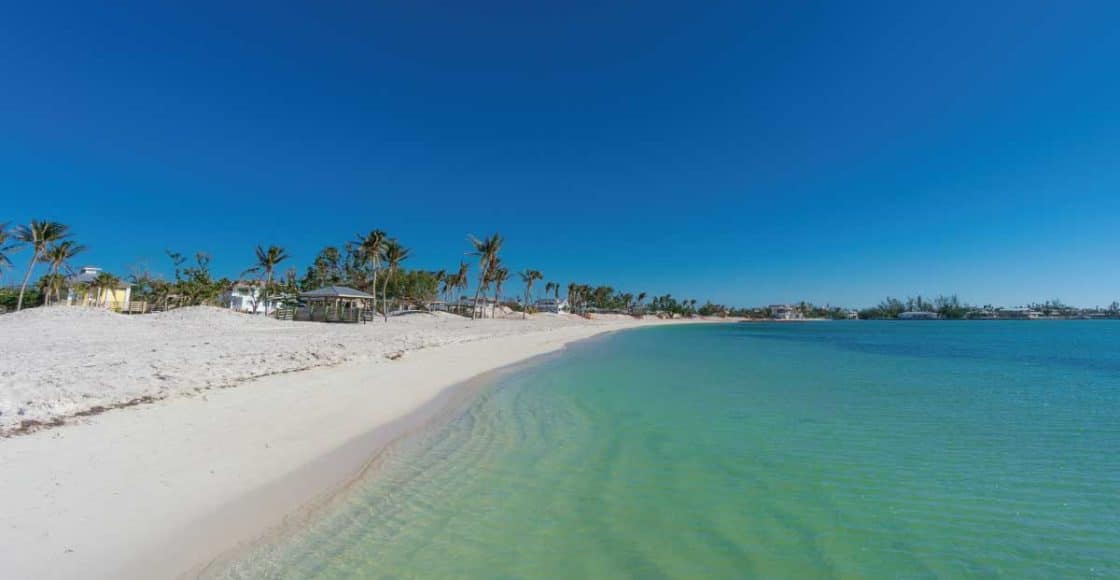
[215,322,1120,578]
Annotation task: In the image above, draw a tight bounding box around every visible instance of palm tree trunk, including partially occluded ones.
[371,268,379,316]
[263,270,273,316]
[15,253,40,311]
[471,270,485,320]
[44,267,53,306]
[381,274,390,322]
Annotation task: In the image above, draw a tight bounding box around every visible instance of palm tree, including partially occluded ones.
[432,269,447,309]
[519,269,543,319]
[379,239,411,321]
[92,271,122,309]
[439,270,455,304]
[491,264,510,319]
[433,269,447,290]
[637,292,647,313]
[544,281,557,302]
[248,245,289,316]
[453,261,469,314]
[37,273,66,306]
[467,233,503,319]
[567,282,579,314]
[0,222,21,286]
[13,220,70,311]
[355,229,388,313]
[43,241,87,305]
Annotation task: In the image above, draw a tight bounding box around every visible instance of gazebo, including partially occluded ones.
[298,285,375,323]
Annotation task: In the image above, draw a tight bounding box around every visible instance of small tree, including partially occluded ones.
[519,269,543,319]
[380,239,411,321]
[247,245,289,316]
[0,222,21,287]
[93,271,122,309]
[13,220,70,311]
[355,230,387,312]
[43,241,86,305]
[490,264,509,319]
[467,233,503,319]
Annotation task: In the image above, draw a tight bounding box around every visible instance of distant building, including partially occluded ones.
[846,309,859,320]
[770,305,803,320]
[298,285,376,323]
[219,281,285,314]
[456,296,500,318]
[997,308,1040,320]
[534,297,570,314]
[66,266,132,311]
[897,311,940,320]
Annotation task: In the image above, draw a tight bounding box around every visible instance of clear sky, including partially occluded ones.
[2,1,1118,307]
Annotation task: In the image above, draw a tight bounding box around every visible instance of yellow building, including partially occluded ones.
[66,266,133,312]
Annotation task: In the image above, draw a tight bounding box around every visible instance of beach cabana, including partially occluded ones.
[298,285,375,323]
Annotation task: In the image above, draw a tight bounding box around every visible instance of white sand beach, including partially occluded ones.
[0,307,709,579]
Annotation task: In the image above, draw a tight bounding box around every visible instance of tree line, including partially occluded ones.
[1,219,716,319]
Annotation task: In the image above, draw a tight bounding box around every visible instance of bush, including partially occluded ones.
[0,287,43,311]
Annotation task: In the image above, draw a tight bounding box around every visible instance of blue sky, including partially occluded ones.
[2,1,1119,307]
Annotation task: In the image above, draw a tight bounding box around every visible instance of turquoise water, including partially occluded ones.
[217,322,1120,578]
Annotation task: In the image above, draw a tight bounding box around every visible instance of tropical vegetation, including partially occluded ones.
[12,220,70,311]
[11,218,1118,322]
[245,245,289,316]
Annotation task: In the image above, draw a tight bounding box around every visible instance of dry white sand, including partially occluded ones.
[0,306,645,434]
[0,306,715,579]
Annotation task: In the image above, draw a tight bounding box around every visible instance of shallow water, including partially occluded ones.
[215,322,1120,578]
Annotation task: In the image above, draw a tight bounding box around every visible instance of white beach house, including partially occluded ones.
[533,297,570,314]
[770,304,803,320]
[219,281,285,314]
[996,307,1040,320]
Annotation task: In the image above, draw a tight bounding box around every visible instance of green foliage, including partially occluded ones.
[859,295,977,319]
[300,246,345,291]
[382,269,439,303]
[468,233,503,319]
[0,287,40,310]
[697,301,727,316]
[0,222,17,280]
[36,272,66,304]
[12,219,71,311]
[165,250,227,306]
[933,294,969,319]
[1028,299,1075,317]
[129,268,170,306]
[860,297,906,319]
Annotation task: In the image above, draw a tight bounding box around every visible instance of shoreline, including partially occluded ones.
[0,316,714,579]
[192,341,579,579]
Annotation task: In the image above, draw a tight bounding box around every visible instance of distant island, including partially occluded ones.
[735,296,1120,321]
